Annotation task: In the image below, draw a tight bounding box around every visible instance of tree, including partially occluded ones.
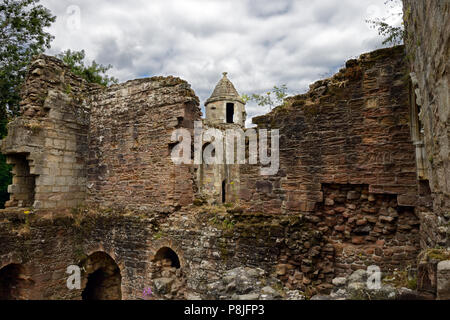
[56,49,118,86]
[242,84,288,110]
[0,0,56,116]
[366,0,405,46]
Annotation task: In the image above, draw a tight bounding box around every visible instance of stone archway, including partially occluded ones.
[155,247,181,269]
[81,252,122,300]
[0,264,33,300]
[151,246,186,299]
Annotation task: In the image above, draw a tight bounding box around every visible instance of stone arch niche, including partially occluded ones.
[0,264,34,300]
[155,247,181,269]
[151,246,187,299]
[81,252,122,300]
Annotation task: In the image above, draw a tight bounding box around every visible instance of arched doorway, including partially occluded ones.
[81,252,122,300]
[0,264,32,300]
[151,247,186,299]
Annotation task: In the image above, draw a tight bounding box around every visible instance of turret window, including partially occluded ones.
[226,103,234,123]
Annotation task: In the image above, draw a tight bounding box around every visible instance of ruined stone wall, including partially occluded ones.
[1,56,96,210]
[238,46,420,281]
[0,209,160,300]
[87,77,201,213]
[0,205,330,299]
[247,46,417,213]
[403,0,450,248]
[0,45,431,300]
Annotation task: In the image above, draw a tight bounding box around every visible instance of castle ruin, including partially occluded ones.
[0,0,448,300]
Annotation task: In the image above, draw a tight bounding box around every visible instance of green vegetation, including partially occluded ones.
[56,49,118,87]
[0,152,11,209]
[423,248,450,261]
[382,267,417,290]
[153,230,165,240]
[0,0,56,116]
[242,84,288,110]
[366,0,405,46]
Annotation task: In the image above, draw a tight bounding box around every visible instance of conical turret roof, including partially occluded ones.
[206,72,244,105]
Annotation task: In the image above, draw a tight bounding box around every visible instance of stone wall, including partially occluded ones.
[87,76,201,213]
[0,54,202,214]
[0,208,157,299]
[1,56,96,210]
[0,45,432,299]
[195,122,244,205]
[243,46,417,213]
[235,45,421,289]
[403,0,449,248]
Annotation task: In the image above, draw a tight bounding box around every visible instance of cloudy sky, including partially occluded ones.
[41,0,402,127]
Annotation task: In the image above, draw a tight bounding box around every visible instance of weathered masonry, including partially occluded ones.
[402,0,450,299]
[0,4,448,299]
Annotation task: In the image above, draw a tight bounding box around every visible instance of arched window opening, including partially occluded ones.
[81,252,122,300]
[0,264,32,300]
[226,103,234,123]
[154,247,180,269]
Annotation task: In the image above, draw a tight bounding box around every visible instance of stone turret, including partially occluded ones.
[205,72,246,127]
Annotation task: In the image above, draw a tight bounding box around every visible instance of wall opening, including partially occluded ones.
[81,252,122,300]
[0,264,32,300]
[222,180,226,203]
[151,247,186,298]
[226,103,234,123]
[155,247,180,269]
[0,154,12,209]
[7,154,36,208]
[409,78,427,180]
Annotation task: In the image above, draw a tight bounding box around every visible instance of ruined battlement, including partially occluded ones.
[1,55,96,209]
[1,54,202,212]
[246,46,417,215]
[86,74,201,212]
[0,4,448,298]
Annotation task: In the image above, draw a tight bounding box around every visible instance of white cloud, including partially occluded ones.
[40,0,401,127]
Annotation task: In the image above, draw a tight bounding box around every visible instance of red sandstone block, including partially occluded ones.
[352,236,365,245]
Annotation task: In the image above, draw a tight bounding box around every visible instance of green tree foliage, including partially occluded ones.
[0,99,10,209]
[0,0,56,116]
[56,49,119,86]
[0,153,11,209]
[242,84,288,110]
[366,0,405,46]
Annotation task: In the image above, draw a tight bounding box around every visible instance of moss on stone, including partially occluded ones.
[424,248,450,261]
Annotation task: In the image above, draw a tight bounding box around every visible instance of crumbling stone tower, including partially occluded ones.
[198,72,246,204]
